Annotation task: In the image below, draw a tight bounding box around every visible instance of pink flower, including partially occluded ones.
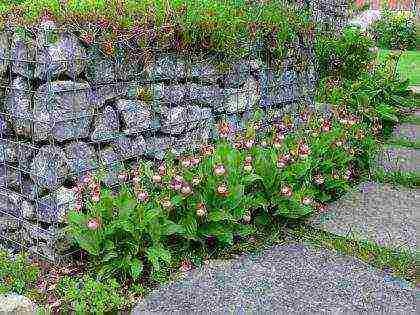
[302,196,313,205]
[281,186,292,197]
[137,191,149,202]
[179,259,192,272]
[196,203,207,217]
[317,203,328,213]
[218,121,230,138]
[298,143,311,158]
[170,178,183,191]
[217,184,229,196]
[343,169,352,180]
[244,139,254,149]
[214,165,226,176]
[244,164,253,172]
[243,213,251,223]
[87,219,100,230]
[314,174,325,185]
[191,177,201,186]
[180,184,192,196]
[321,121,331,132]
[118,172,128,181]
[158,164,166,176]
[245,156,253,164]
[190,157,201,166]
[202,145,214,156]
[133,177,141,184]
[181,158,191,168]
[82,173,93,184]
[152,174,162,183]
[161,198,172,209]
[277,160,286,169]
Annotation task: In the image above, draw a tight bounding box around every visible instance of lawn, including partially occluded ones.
[378,49,420,86]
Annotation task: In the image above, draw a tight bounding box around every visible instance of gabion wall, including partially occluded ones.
[0,19,316,262]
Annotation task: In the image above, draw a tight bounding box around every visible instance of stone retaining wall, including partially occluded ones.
[0,21,316,261]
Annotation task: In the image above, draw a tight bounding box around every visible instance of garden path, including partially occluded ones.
[132,108,419,314]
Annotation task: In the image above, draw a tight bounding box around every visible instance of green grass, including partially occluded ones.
[378,49,420,85]
[364,169,420,188]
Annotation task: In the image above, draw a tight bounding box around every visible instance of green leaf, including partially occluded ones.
[146,244,171,271]
[160,219,185,235]
[208,209,232,222]
[130,258,144,281]
[235,224,256,237]
[242,174,263,184]
[255,211,272,226]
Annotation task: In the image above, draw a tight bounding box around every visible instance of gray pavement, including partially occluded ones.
[307,182,418,254]
[132,242,416,314]
[374,147,420,173]
[391,123,419,143]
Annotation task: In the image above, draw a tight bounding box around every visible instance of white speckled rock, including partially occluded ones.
[0,294,36,314]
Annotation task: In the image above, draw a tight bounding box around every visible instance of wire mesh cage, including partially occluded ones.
[0,1,348,264]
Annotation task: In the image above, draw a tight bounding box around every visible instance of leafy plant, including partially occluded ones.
[370,9,416,50]
[0,250,40,297]
[66,177,184,281]
[55,274,129,313]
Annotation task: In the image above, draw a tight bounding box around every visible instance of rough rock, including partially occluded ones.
[0,114,12,136]
[145,54,188,81]
[375,147,420,173]
[30,145,69,191]
[32,81,94,142]
[144,136,177,160]
[15,142,37,172]
[190,59,220,84]
[88,81,143,108]
[116,99,155,135]
[391,123,419,143]
[111,135,146,159]
[152,83,187,106]
[0,189,34,220]
[0,32,10,77]
[86,48,144,85]
[36,186,76,224]
[223,76,260,114]
[64,142,98,182]
[0,164,21,190]
[0,294,36,315]
[220,60,254,88]
[160,105,213,135]
[10,32,36,79]
[91,105,120,142]
[34,32,87,80]
[187,83,225,109]
[98,147,124,186]
[0,139,17,163]
[4,76,33,137]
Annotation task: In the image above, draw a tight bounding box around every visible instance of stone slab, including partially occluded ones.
[132,242,415,314]
[391,123,419,143]
[348,10,381,31]
[307,182,418,254]
[375,147,420,173]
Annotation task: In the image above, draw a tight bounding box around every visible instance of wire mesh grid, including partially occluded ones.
[0,2,346,265]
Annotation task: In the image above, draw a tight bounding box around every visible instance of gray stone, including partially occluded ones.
[0,114,12,136]
[91,105,120,142]
[259,68,300,108]
[375,147,420,173]
[10,32,36,79]
[177,127,211,155]
[391,124,419,143]
[30,145,69,191]
[0,189,34,219]
[307,182,418,254]
[36,186,76,224]
[160,105,213,135]
[144,136,177,160]
[64,142,98,182]
[152,83,187,106]
[187,83,225,109]
[98,147,124,186]
[33,81,94,142]
[0,294,36,315]
[34,32,87,81]
[0,164,21,190]
[223,76,260,114]
[116,99,155,135]
[15,142,37,172]
[86,49,144,85]
[132,242,415,314]
[0,32,10,77]
[0,139,17,163]
[190,60,220,84]
[220,60,254,88]
[88,81,143,108]
[145,54,188,81]
[4,76,33,138]
[111,135,146,159]
[21,178,42,201]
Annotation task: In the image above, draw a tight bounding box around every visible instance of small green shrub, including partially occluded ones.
[371,9,416,50]
[0,251,40,297]
[55,274,129,313]
[315,26,376,81]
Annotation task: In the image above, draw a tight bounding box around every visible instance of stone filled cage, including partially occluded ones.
[0,1,347,263]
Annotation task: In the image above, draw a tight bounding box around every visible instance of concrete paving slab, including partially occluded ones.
[375,147,420,173]
[132,242,415,314]
[308,182,418,254]
[391,124,419,143]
